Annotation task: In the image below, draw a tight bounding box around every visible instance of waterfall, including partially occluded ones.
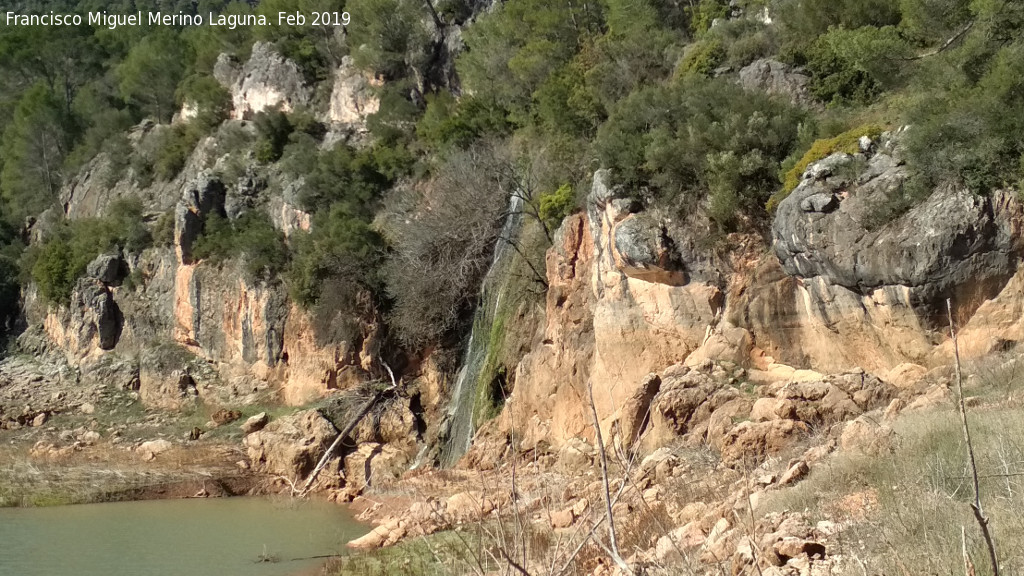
[439,193,524,466]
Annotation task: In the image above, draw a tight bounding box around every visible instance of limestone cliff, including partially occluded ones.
[492,130,1024,453]
[19,47,394,411]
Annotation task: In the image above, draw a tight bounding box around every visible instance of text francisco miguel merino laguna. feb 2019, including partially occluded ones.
[4,10,350,30]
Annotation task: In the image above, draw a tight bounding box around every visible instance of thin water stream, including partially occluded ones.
[0,496,366,576]
[441,193,524,466]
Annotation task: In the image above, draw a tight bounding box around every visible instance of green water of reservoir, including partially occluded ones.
[0,496,367,576]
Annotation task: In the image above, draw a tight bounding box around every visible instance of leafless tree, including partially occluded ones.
[382,142,517,347]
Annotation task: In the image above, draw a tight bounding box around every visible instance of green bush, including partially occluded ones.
[176,74,232,131]
[153,124,203,181]
[253,107,293,163]
[767,123,885,212]
[0,254,20,333]
[289,142,392,214]
[775,0,901,55]
[27,198,152,304]
[904,40,1024,195]
[596,76,804,225]
[538,184,576,231]
[152,209,176,247]
[287,206,384,308]
[192,211,288,281]
[805,26,910,106]
[688,0,729,36]
[678,38,726,78]
[416,93,512,153]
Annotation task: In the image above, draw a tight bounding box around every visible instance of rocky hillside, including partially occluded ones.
[3,0,1024,574]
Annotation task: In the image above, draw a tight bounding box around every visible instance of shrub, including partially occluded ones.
[688,0,729,36]
[538,184,576,231]
[192,211,288,281]
[417,93,512,153]
[677,38,726,78]
[152,210,176,247]
[767,123,885,212]
[289,142,392,214]
[176,74,232,131]
[153,124,202,181]
[0,254,20,333]
[596,76,804,225]
[904,41,1024,195]
[287,206,384,308]
[253,107,293,163]
[382,144,512,347]
[27,198,151,304]
[804,26,910,105]
[774,0,902,55]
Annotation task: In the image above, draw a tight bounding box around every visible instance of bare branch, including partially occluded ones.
[948,299,999,576]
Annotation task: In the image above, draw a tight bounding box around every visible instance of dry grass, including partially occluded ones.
[764,370,1024,575]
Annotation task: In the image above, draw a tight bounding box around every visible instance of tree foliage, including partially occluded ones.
[26,198,150,304]
[117,31,189,122]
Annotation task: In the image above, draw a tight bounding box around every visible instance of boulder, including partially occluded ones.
[243,409,338,481]
[886,363,928,389]
[139,369,197,410]
[228,41,311,120]
[86,253,126,286]
[720,419,809,463]
[550,507,575,529]
[342,441,411,489]
[445,491,495,523]
[68,278,122,351]
[347,518,406,550]
[774,538,826,560]
[612,213,686,285]
[750,397,796,422]
[778,460,809,486]
[684,323,754,368]
[614,373,662,446]
[79,354,139,391]
[175,173,226,264]
[655,522,706,561]
[840,416,894,455]
[328,56,380,125]
[738,59,815,107]
[240,412,268,433]
[705,397,754,451]
[138,439,173,460]
[211,409,241,426]
[558,438,596,472]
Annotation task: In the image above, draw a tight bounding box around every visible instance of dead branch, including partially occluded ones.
[899,19,975,60]
[947,299,999,576]
[586,380,633,575]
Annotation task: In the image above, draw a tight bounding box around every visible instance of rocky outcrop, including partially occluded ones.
[773,134,1024,324]
[328,56,381,126]
[175,172,227,265]
[221,42,312,120]
[59,121,213,222]
[738,58,815,107]
[506,171,726,449]
[39,278,122,355]
[750,130,1024,370]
